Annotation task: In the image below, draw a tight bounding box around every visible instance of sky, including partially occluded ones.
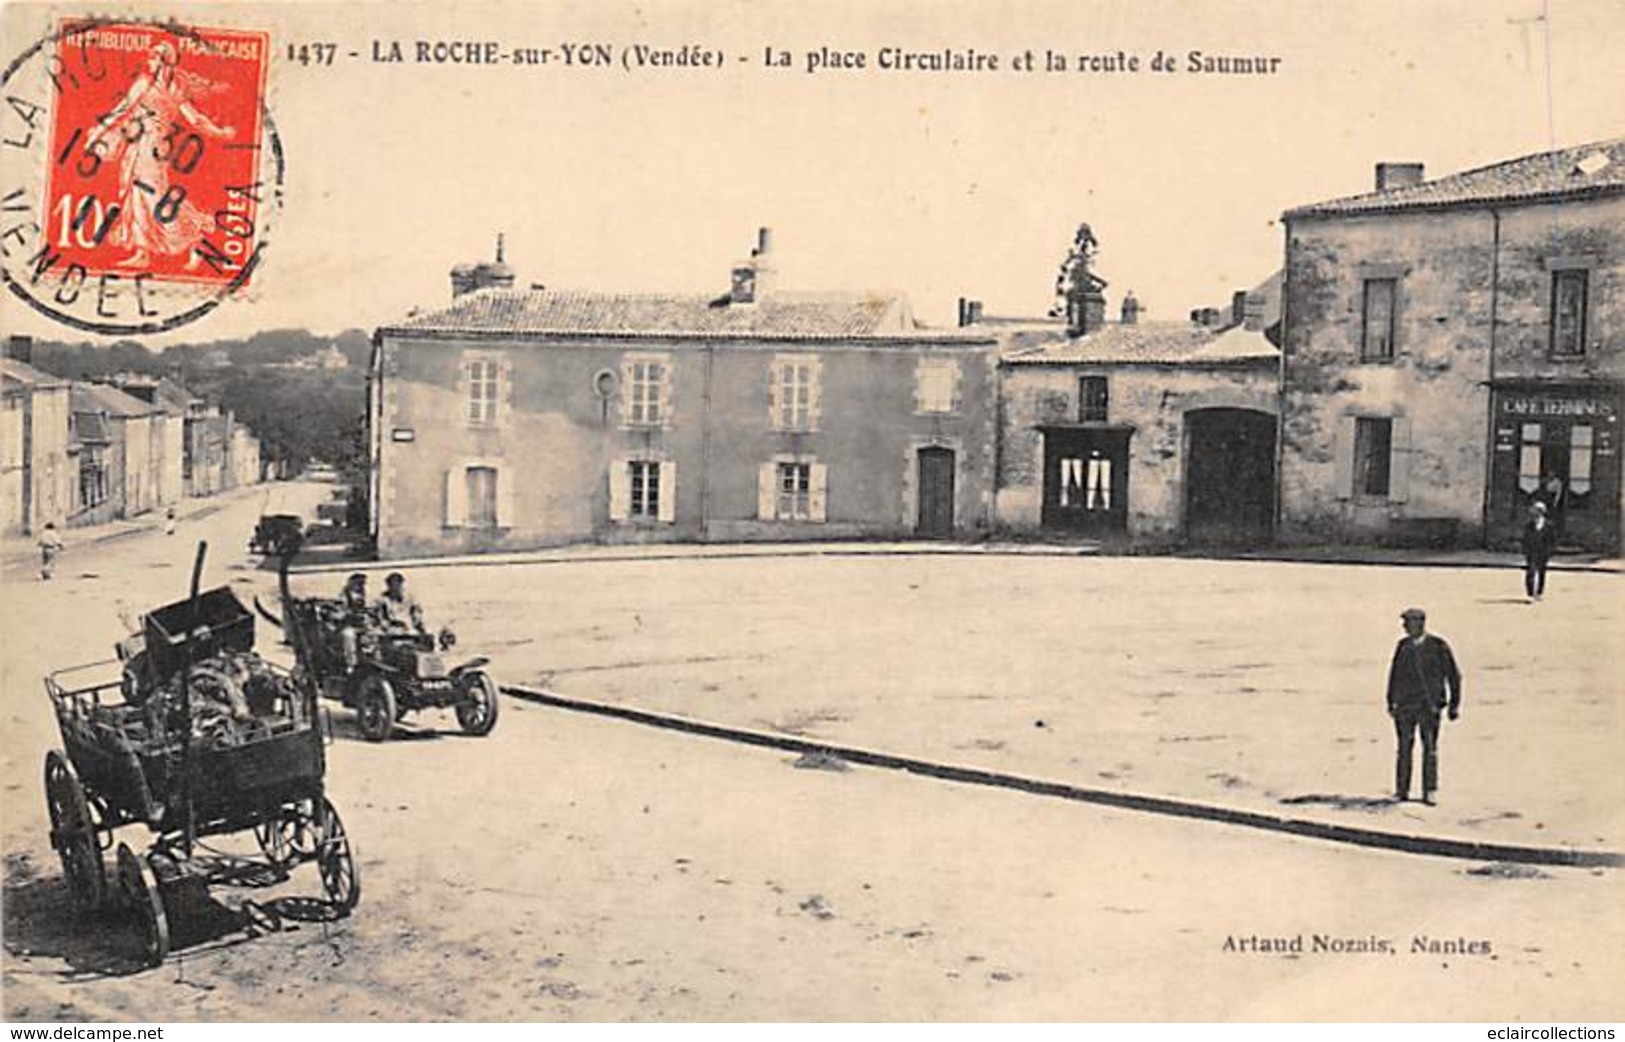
[2,0,1623,345]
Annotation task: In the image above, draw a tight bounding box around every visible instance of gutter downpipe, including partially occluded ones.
[699,342,714,541]
[1273,217,1292,542]
[1480,208,1501,548]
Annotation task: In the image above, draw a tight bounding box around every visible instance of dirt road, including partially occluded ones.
[3,483,1620,1020]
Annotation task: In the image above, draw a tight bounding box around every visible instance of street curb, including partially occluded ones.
[284,544,1620,576]
[1193,553,1620,574]
[502,684,1623,870]
[288,544,1103,574]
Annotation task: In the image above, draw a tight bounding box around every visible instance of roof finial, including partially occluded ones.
[496,233,505,264]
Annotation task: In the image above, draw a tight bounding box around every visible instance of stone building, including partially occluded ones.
[230,424,263,487]
[2,345,74,537]
[68,382,163,523]
[1279,138,1624,553]
[991,282,1280,546]
[368,231,998,559]
[106,374,189,509]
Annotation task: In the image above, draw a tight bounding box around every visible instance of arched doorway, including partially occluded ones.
[1184,408,1276,545]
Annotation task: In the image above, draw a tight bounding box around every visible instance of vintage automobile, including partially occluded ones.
[44,544,359,966]
[249,514,305,557]
[270,564,500,743]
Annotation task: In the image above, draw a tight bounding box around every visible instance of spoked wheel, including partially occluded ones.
[44,750,105,911]
[116,842,169,967]
[315,798,360,913]
[356,675,396,743]
[455,671,500,737]
[254,799,322,868]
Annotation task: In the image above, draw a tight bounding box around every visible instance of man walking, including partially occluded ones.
[1385,608,1462,805]
[38,522,63,580]
[1521,501,1557,602]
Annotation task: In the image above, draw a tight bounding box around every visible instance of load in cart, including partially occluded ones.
[43,543,360,966]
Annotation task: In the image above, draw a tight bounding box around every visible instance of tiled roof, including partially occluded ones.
[1286,137,1625,218]
[1,358,68,390]
[72,382,160,418]
[383,288,983,342]
[73,410,111,444]
[1001,321,1278,366]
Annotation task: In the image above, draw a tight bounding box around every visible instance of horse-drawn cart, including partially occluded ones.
[43,544,359,966]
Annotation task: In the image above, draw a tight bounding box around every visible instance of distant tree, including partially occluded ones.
[218,368,365,475]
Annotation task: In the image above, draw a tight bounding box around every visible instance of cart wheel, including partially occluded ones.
[356,676,396,742]
[254,799,321,868]
[455,672,500,737]
[315,798,360,913]
[116,843,169,967]
[44,751,105,911]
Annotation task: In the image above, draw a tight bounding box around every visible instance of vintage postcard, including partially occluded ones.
[1,0,1621,1025]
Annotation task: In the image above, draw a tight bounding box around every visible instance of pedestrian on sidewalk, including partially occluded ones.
[1385,607,1462,805]
[164,505,177,536]
[1520,501,1556,602]
[38,522,63,580]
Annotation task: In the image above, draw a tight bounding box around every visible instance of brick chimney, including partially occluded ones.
[6,335,33,364]
[1375,162,1425,191]
[1243,293,1267,331]
[1070,291,1106,335]
[1120,291,1141,325]
[1231,290,1248,326]
[731,227,776,305]
[957,298,984,327]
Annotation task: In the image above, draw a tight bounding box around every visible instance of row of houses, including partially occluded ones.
[1,340,262,537]
[366,137,1622,559]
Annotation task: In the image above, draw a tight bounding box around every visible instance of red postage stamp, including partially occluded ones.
[42,21,270,289]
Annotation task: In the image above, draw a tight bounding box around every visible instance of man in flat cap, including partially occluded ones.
[1385,607,1462,805]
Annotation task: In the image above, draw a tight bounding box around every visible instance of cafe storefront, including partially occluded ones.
[1487,381,1622,554]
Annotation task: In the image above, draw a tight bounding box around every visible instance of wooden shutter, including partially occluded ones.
[767,363,782,429]
[658,461,677,523]
[1331,415,1356,501]
[495,465,515,527]
[608,458,629,521]
[758,462,777,520]
[809,462,828,522]
[1388,417,1412,504]
[806,361,822,432]
[444,466,467,527]
[658,360,674,425]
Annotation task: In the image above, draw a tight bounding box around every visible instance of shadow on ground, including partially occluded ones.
[4,852,352,982]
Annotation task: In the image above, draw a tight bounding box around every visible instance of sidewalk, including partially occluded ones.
[289,535,1624,575]
[0,483,268,574]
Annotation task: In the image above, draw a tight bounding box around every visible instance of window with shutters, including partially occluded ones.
[466,466,498,528]
[772,357,818,431]
[776,462,812,520]
[1551,269,1588,357]
[629,460,661,519]
[609,457,676,523]
[1353,417,1393,498]
[1361,278,1397,362]
[445,461,511,529]
[467,358,500,426]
